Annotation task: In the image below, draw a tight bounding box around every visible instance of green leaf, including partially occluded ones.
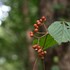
[33,34,57,50]
[48,21,70,44]
[33,38,38,45]
[44,34,57,49]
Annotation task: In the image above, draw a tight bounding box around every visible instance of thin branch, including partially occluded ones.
[34,32,48,39]
[37,32,46,34]
[43,23,47,31]
[33,58,38,70]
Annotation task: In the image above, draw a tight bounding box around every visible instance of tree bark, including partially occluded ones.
[23,0,38,70]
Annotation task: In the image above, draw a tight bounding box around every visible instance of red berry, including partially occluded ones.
[41,51,45,55]
[36,20,40,23]
[30,31,34,37]
[44,18,46,21]
[38,49,42,53]
[34,24,37,27]
[32,45,38,49]
[30,33,34,37]
[30,31,33,34]
[37,22,41,26]
[34,24,38,28]
[39,19,43,23]
[42,16,46,21]
[36,20,41,26]
[42,16,46,19]
[37,46,41,50]
[34,28,38,32]
[36,26,39,29]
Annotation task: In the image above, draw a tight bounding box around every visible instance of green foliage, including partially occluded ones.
[33,34,57,50]
[43,35,57,49]
[0,27,17,44]
[0,0,39,70]
[48,21,70,44]
[0,0,70,70]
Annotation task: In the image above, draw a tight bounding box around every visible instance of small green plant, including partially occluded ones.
[30,16,70,70]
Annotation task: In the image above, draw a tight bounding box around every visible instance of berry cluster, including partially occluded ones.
[30,16,46,37]
[32,44,47,59]
[30,16,47,59]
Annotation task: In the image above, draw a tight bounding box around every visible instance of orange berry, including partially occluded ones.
[39,19,43,23]
[34,24,37,26]
[30,31,33,34]
[36,26,39,29]
[42,16,46,19]
[42,16,46,21]
[34,28,38,32]
[38,49,42,53]
[34,24,39,29]
[32,45,38,49]
[36,20,41,26]
[30,33,34,37]
[37,22,41,26]
[36,20,40,23]
[37,46,41,50]
[41,51,45,55]
[44,18,46,21]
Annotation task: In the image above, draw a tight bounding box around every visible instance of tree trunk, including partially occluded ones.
[23,0,38,70]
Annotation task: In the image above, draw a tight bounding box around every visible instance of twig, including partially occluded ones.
[37,32,46,34]
[43,23,47,31]
[33,58,38,70]
[34,32,48,39]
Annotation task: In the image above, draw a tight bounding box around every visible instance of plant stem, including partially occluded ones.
[38,38,40,45]
[43,24,47,31]
[42,34,48,49]
[33,58,38,70]
[37,32,46,34]
[42,59,45,70]
[34,32,48,39]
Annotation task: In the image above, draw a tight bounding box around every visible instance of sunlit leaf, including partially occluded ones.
[48,21,70,44]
